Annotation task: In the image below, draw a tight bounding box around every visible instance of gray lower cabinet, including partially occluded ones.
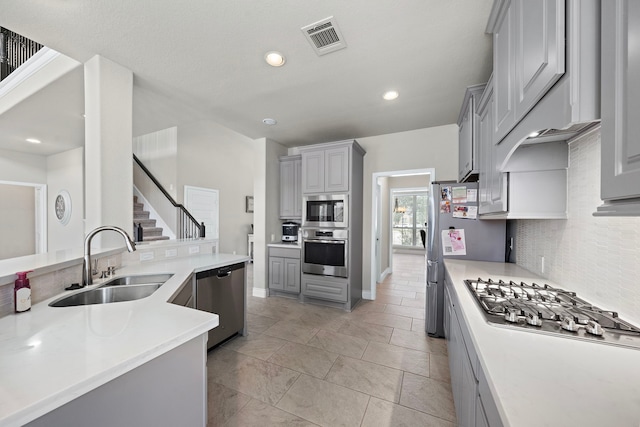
[301,273,348,303]
[445,276,502,427]
[268,247,300,294]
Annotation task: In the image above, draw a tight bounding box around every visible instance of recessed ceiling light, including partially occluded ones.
[263,118,277,126]
[383,90,399,101]
[265,51,286,67]
[26,138,41,144]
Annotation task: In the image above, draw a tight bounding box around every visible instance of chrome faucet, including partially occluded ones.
[82,226,136,287]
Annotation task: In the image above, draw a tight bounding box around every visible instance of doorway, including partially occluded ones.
[0,180,47,260]
[370,168,434,300]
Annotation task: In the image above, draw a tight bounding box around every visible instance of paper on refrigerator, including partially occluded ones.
[441,229,467,256]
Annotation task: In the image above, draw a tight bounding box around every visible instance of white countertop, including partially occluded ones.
[267,242,301,249]
[444,259,640,427]
[0,253,249,427]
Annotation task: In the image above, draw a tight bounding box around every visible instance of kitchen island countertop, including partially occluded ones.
[444,259,640,427]
[0,253,249,427]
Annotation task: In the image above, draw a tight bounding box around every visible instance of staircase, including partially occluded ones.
[133,196,170,242]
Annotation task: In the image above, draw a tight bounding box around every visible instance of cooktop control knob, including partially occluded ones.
[561,316,579,332]
[526,312,542,326]
[586,320,604,336]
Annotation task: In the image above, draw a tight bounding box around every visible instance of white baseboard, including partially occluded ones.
[252,287,268,298]
[362,290,373,300]
[379,267,391,282]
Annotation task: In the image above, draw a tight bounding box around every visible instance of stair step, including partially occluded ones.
[134,219,157,228]
[143,235,170,242]
[134,211,150,220]
[142,227,164,237]
[133,202,144,211]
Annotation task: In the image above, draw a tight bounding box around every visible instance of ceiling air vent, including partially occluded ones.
[301,16,347,56]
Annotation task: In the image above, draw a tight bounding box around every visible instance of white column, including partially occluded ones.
[84,55,133,248]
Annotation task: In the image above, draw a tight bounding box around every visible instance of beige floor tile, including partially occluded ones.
[354,311,413,330]
[372,293,404,305]
[247,300,305,321]
[384,304,426,319]
[296,307,347,330]
[361,397,454,427]
[411,318,426,332]
[223,333,288,361]
[401,296,426,309]
[334,320,393,344]
[429,352,451,383]
[377,288,417,299]
[306,329,368,359]
[362,341,430,377]
[325,356,403,403]
[208,348,299,405]
[352,300,387,313]
[207,381,251,427]
[400,372,456,422]
[276,374,370,427]
[390,328,448,355]
[394,283,427,293]
[223,399,318,427]
[263,320,319,344]
[268,342,339,378]
[246,313,279,334]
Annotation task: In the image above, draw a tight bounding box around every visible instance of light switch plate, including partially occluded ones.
[140,252,154,261]
[165,249,178,258]
[189,246,200,254]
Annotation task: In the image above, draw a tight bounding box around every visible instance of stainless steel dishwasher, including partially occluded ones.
[195,262,245,349]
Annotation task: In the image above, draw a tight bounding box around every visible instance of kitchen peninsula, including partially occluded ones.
[0,246,248,427]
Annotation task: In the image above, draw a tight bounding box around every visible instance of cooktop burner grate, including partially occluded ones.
[464,278,640,350]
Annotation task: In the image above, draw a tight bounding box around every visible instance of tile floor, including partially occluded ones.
[207,253,455,427]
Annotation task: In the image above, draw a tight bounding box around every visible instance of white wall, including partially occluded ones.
[0,184,35,259]
[0,148,47,184]
[177,120,255,254]
[359,124,458,295]
[252,138,287,295]
[514,129,640,326]
[47,147,84,252]
[133,127,178,200]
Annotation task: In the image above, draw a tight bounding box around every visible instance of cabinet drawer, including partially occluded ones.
[269,247,301,259]
[302,274,348,302]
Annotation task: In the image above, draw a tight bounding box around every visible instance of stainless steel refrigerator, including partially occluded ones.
[425,181,506,337]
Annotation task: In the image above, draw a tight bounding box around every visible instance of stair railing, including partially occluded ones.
[133,154,205,239]
[1,27,43,82]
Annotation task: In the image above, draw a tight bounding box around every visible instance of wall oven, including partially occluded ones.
[303,195,348,228]
[302,229,348,278]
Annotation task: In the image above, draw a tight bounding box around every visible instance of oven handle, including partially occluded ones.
[303,239,346,244]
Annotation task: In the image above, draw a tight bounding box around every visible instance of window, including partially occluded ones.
[392,192,427,248]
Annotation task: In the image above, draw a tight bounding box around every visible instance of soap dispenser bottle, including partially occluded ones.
[14,271,33,313]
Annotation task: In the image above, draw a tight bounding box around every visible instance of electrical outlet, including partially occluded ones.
[140,252,154,261]
[510,237,514,250]
[165,249,178,258]
[189,246,200,254]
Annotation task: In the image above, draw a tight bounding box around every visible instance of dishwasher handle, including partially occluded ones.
[217,270,231,279]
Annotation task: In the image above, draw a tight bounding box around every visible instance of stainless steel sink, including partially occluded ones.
[49,273,173,307]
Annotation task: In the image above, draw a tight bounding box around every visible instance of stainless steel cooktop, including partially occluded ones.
[465,278,640,350]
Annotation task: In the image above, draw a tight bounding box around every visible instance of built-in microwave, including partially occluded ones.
[302,194,348,228]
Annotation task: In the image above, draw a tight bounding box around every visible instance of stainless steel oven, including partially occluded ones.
[302,229,348,278]
[302,194,348,228]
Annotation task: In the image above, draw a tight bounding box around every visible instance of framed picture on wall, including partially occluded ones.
[246,196,254,213]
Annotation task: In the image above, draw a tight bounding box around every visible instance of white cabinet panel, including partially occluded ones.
[493,0,515,142]
[324,146,349,193]
[280,156,302,219]
[301,150,325,194]
[598,0,640,213]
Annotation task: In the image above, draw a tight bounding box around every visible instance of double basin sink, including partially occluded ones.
[49,273,173,307]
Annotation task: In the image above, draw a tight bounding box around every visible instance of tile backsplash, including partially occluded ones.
[514,129,640,326]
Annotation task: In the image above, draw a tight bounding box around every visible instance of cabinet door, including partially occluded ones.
[302,150,325,194]
[324,146,350,193]
[514,0,565,120]
[280,159,295,218]
[493,0,516,142]
[475,396,490,427]
[268,256,284,291]
[294,158,303,217]
[284,258,301,293]
[459,348,478,427]
[601,1,640,201]
[459,97,474,182]
[478,91,493,214]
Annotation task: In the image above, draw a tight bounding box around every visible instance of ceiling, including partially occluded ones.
[0,0,493,155]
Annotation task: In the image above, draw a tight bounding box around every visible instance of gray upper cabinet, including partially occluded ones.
[280,155,302,219]
[458,84,486,182]
[492,0,565,143]
[596,1,640,216]
[301,145,350,194]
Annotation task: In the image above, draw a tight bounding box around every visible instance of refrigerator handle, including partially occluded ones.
[427,260,438,283]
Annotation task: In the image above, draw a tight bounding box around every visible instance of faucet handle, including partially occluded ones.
[108,266,116,276]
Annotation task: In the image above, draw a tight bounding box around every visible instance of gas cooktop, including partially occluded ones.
[465,278,640,350]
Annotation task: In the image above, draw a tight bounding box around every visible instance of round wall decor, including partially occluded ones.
[55,190,72,225]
